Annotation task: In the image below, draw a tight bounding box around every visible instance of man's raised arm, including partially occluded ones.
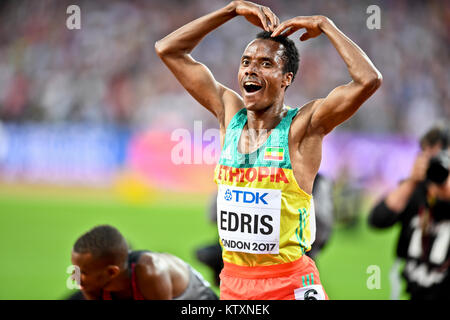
[155,1,279,126]
[272,16,382,136]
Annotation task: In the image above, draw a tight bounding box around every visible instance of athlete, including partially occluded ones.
[155,1,382,300]
[70,225,218,300]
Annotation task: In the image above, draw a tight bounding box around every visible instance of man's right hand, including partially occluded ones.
[233,1,279,32]
[155,1,279,132]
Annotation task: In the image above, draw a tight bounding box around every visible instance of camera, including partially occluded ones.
[426,151,450,185]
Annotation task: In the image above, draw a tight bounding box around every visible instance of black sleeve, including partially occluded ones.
[368,200,401,229]
[369,182,426,229]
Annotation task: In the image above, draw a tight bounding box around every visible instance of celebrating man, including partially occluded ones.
[155,1,382,300]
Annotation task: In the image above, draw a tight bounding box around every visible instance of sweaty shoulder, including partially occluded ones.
[135,252,159,278]
[135,252,174,299]
[290,99,324,143]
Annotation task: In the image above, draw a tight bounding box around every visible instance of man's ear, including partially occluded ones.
[282,72,293,88]
[106,265,121,278]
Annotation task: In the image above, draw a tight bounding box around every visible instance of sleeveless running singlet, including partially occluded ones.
[214,107,316,267]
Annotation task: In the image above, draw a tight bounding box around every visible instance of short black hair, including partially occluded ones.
[420,124,449,150]
[256,31,300,85]
[73,225,129,265]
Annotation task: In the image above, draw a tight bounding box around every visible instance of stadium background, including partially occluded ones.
[0,0,448,299]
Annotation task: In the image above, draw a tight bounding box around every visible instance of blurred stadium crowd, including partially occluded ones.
[0,0,448,136]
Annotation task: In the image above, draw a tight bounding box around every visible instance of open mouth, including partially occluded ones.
[243,82,263,93]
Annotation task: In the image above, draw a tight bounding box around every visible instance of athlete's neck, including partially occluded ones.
[239,103,288,154]
[246,102,287,132]
[103,268,133,297]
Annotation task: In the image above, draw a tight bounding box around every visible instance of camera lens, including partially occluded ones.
[426,151,450,185]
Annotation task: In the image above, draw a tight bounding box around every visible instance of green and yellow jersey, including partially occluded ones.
[214,107,316,267]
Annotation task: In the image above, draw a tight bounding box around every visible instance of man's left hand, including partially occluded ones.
[271,15,329,41]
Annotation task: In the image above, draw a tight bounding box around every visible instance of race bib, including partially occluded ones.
[294,285,326,300]
[217,185,281,254]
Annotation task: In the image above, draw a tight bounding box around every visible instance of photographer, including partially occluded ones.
[369,125,450,300]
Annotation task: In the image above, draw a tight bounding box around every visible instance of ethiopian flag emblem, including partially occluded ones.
[263,147,284,161]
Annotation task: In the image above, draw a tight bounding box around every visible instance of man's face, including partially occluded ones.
[238,39,292,111]
[71,251,111,295]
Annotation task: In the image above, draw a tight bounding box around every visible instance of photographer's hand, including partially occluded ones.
[410,151,432,183]
[385,151,431,213]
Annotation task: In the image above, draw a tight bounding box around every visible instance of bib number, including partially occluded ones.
[217,185,281,254]
[294,285,326,300]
